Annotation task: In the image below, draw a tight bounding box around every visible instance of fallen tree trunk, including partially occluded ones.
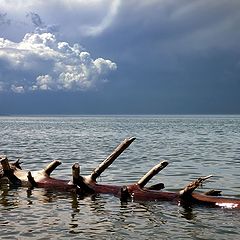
[0,138,135,191]
[81,160,240,209]
[1,138,240,209]
[0,156,74,190]
[121,171,240,209]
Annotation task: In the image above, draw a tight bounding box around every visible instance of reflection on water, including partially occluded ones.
[0,115,240,239]
[1,182,240,239]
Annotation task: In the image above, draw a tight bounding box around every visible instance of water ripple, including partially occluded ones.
[1,115,240,239]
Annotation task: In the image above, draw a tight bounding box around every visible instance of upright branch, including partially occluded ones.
[72,163,94,194]
[90,137,136,182]
[137,161,168,188]
[27,171,38,187]
[72,163,81,184]
[44,160,62,176]
[1,156,22,186]
[179,175,213,198]
[12,159,22,170]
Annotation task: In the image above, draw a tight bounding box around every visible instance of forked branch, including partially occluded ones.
[179,175,213,197]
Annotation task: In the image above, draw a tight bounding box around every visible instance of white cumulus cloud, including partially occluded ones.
[0,31,117,93]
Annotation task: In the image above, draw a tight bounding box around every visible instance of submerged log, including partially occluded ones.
[0,157,74,190]
[116,163,240,208]
[0,138,135,191]
[1,138,240,209]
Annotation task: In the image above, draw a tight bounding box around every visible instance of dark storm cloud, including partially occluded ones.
[0,12,11,26]
[97,0,240,60]
[26,12,59,34]
[83,0,240,114]
[27,12,44,28]
[0,0,240,114]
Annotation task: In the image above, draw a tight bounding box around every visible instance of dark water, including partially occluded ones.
[1,115,240,239]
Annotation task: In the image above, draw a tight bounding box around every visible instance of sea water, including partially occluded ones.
[0,115,240,239]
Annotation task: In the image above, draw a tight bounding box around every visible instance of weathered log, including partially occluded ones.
[90,137,136,181]
[191,192,240,208]
[0,158,75,190]
[2,137,240,209]
[126,183,179,202]
[137,160,168,188]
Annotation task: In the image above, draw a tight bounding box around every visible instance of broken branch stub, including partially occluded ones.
[72,163,81,185]
[204,189,222,196]
[72,163,94,194]
[90,137,136,182]
[27,171,38,188]
[13,159,22,170]
[179,175,213,198]
[44,160,62,176]
[137,160,168,188]
[1,157,22,186]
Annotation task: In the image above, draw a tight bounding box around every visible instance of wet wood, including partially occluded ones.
[137,160,168,188]
[147,183,165,190]
[0,157,22,186]
[27,171,38,187]
[1,138,240,209]
[71,163,94,193]
[72,163,81,184]
[90,137,136,181]
[44,160,62,176]
[204,189,222,196]
[179,175,213,198]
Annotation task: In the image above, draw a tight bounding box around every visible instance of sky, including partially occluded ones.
[0,0,240,115]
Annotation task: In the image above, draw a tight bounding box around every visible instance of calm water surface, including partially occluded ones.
[0,115,240,239]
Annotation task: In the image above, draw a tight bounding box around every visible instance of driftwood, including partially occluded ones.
[137,161,168,189]
[0,137,135,191]
[90,137,136,181]
[1,138,240,209]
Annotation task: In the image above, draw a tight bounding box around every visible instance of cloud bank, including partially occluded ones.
[0,30,117,93]
[0,0,121,40]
